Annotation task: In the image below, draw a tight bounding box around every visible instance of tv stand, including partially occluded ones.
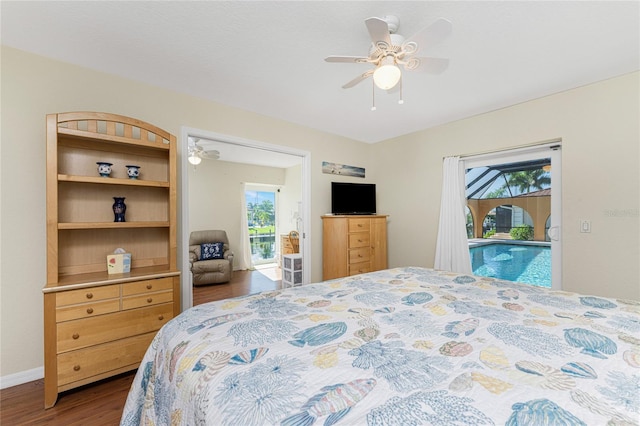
[321,215,388,280]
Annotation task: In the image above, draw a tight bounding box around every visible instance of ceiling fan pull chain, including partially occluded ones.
[399,78,404,105]
[371,79,377,111]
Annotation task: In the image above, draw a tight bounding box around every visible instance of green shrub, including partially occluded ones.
[510,224,534,240]
[483,229,496,238]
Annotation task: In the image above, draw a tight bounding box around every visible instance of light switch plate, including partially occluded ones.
[580,220,591,233]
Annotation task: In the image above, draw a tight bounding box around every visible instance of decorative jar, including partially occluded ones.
[112,197,126,222]
[97,162,113,177]
[125,165,141,179]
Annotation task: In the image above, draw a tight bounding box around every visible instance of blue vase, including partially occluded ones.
[112,197,126,222]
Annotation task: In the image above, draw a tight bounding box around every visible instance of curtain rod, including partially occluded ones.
[446,138,562,160]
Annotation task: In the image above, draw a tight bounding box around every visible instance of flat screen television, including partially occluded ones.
[331,182,376,215]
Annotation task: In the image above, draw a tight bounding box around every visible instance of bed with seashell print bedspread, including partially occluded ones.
[120,267,640,426]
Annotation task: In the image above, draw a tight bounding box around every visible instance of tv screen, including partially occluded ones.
[331,182,376,215]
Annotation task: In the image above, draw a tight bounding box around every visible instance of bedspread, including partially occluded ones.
[121,267,640,425]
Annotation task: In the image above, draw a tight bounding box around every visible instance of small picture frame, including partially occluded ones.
[322,161,365,178]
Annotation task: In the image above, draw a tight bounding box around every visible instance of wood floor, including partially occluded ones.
[0,268,281,425]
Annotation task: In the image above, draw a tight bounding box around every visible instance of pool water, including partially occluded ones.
[469,243,551,288]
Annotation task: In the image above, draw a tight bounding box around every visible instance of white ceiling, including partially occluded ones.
[2,1,638,146]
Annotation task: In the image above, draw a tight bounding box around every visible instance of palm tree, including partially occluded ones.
[502,169,550,195]
[254,200,274,227]
[485,187,509,198]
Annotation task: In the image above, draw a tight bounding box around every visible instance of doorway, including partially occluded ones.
[179,127,311,310]
[464,141,562,289]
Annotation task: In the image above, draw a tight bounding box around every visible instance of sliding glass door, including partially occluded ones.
[464,143,562,289]
[245,185,277,265]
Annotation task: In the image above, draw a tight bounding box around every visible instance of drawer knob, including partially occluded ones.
[86,308,94,314]
[358,239,363,242]
[86,293,93,299]
[158,315,164,320]
[146,284,152,289]
[72,333,80,340]
[147,297,153,303]
[73,365,81,371]
[358,224,363,227]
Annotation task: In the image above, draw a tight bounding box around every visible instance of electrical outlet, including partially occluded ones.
[580,220,591,233]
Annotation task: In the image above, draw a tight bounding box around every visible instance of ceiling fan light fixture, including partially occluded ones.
[188,152,202,165]
[373,56,401,90]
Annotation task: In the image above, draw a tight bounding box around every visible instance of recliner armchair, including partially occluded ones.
[189,230,234,285]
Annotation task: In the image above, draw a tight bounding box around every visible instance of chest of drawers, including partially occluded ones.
[44,274,179,408]
[322,215,388,280]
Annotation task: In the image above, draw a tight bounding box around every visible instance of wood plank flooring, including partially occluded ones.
[0,268,281,425]
[193,265,281,305]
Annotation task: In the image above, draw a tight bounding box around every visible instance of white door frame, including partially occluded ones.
[463,141,562,289]
[179,127,312,310]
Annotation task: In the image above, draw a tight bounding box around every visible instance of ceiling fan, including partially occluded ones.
[188,137,220,165]
[325,15,452,96]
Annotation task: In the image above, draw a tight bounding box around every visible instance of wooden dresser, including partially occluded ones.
[322,215,388,280]
[43,112,180,408]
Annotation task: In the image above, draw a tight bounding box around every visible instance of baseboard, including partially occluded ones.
[0,366,43,389]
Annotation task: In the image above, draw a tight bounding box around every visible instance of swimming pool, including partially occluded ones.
[469,242,551,288]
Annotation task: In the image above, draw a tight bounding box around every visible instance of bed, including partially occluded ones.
[121,267,640,425]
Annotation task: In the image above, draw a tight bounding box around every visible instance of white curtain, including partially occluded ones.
[237,183,254,270]
[434,156,472,274]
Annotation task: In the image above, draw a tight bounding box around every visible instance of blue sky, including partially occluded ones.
[245,190,275,206]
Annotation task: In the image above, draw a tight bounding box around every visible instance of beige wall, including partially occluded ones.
[0,47,372,379]
[278,164,303,245]
[1,46,638,383]
[373,71,639,300]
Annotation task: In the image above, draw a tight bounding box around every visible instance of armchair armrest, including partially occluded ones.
[188,250,198,269]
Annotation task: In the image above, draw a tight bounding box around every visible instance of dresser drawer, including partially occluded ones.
[349,263,371,276]
[57,303,173,353]
[56,285,120,307]
[349,247,370,264]
[348,218,370,232]
[348,232,370,248]
[57,332,155,386]
[122,290,173,310]
[122,277,173,296]
[56,299,120,323]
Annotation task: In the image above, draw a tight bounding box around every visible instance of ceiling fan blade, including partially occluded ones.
[200,150,220,160]
[342,70,374,89]
[325,55,371,64]
[404,57,450,74]
[403,18,452,54]
[365,17,392,48]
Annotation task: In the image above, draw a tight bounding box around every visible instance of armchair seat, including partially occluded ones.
[189,230,234,285]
